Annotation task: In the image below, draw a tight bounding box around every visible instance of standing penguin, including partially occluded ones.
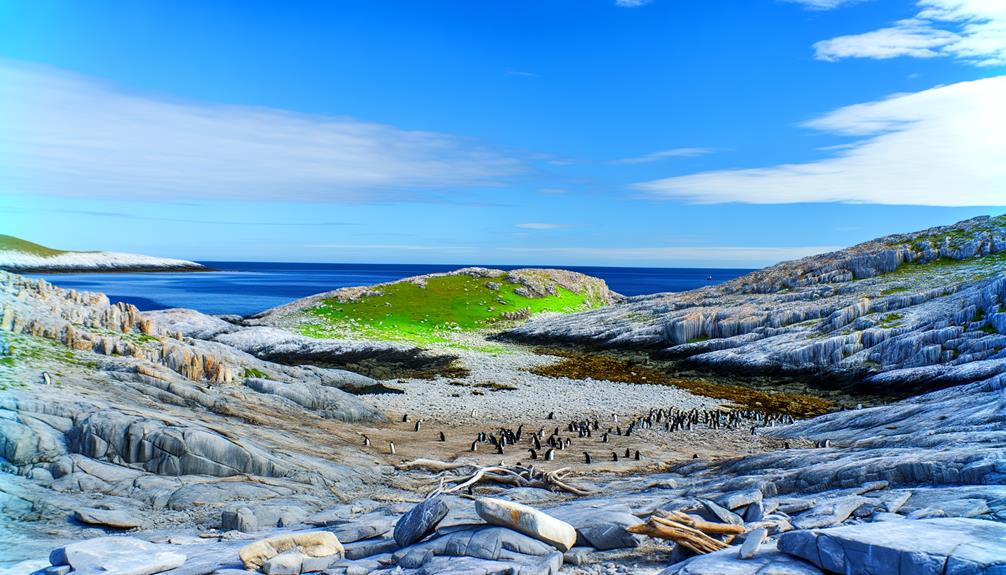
[528,448,538,460]
[544,448,555,461]
[388,441,396,455]
[583,452,592,464]
[438,431,446,442]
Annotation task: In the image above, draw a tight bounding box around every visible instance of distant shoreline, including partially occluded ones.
[11,265,215,274]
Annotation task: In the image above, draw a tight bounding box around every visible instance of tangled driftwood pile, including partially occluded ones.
[396,459,592,497]
[629,509,746,554]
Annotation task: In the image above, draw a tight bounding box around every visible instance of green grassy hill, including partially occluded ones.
[281,268,616,344]
[0,235,68,257]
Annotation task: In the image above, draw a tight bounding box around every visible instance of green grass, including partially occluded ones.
[300,272,603,344]
[0,235,67,256]
[241,367,269,379]
[880,286,909,296]
[876,313,903,328]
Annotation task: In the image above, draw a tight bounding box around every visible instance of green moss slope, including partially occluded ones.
[298,271,609,344]
[0,235,67,257]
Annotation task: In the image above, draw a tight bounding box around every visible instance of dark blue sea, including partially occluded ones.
[28,262,753,316]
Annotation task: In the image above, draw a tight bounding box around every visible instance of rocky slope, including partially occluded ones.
[507,215,1006,392]
[1,217,1005,575]
[0,234,206,272]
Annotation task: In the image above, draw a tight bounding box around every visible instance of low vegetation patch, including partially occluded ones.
[300,272,606,344]
[528,350,832,417]
[0,234,68,257]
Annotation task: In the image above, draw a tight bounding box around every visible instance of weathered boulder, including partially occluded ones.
[548,503,643,550]
[475,497,577,551]
[239,532,344,571]
[778,518,1006,574]
[52,537,186,575]
[389,526,563,574]
[393,495,449,547]
[73,508,142,529]
[221,505,307,533]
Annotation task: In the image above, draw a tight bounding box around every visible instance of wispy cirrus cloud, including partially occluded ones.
[514,223,577,230]
[615,0,651,7]
[782,0,864,10]
[0,61,524,203]
[635,75,1006,206]
[813,0,1006,66]
[501,245,840,265]
[612,147,716,165]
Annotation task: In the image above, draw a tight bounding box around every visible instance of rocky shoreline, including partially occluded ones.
[2,216,1005,574]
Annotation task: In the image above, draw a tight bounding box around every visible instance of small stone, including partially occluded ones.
[738,528,767,559]
[393,496,449,547]
[475,497,577,551]
[262,550,304,575]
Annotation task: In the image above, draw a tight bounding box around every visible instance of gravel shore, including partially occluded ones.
[372,339,721,426]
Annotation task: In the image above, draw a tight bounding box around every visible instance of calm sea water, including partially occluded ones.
[28,262,752,316]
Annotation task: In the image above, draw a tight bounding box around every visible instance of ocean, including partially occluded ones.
[27,262,753,316]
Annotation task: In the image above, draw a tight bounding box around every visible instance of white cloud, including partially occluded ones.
[0,61,523,202]
[615,0,651,7]
[612,147,716,165]
[514,223,576,230]
[635,75,1006,206]
[501,245,840,265]
[783,0,864,10]
[813,1,1006,66]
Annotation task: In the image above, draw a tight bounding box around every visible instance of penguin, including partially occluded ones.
[544,448,555,461]
[362,434,371,447]
[414,420,422,432]
[611,452,619,462]
[564,438,571,448]
[41,372,51,386]
[583,452,592,464]
[389,441,396,455]
[528,448,538,460]
[402,414,409,423]
[624,447,631,458]
[601,432,609,443]
[547,411,555,420]
[531,435,541,450]
[438,431,446,442]
[496,443,505,455]
[634,450,641,461]
[471,440,479,452]
[692,453,698,459]
[784,442,791,449]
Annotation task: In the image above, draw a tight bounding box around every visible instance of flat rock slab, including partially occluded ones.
[778,517,1006,574]
[73,508,143,529]
[791,496,869,530]
[659,541,823,575]
[394,496,449,547]
[475,498,577,552]
[57,536,186,575]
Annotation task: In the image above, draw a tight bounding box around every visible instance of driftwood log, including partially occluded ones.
[628,510,747,554]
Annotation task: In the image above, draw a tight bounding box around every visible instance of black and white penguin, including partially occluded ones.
[438,431,446,442]
[388,441,396,455]
[547,411,555,420]
[528,448,538,460]
[362,434,371,447]
[634,450,640,461]
[611,452,619,462]
[402,414,409,423]
[583,452,592,464]
[544,448,555,461]
[471,440,479,452]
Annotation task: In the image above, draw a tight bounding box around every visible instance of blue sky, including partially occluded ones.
[1,0,1004,267]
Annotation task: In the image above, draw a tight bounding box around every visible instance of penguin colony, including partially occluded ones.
[375,407,799,463]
